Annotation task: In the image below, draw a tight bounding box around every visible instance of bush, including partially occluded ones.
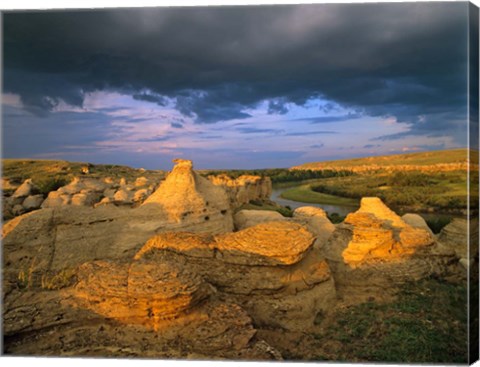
[35,177,69,196]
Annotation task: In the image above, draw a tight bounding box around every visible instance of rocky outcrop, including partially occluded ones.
[74,259,213,328]
[321,198,456,301]
[12,178,36,198]
[2,159,235,294]
[136,221,336,331]
[22,194,45,210]
[234,209,285,230]
[208,174,272,208]
[437,218,479,269]
[293,206,335,249]
[141,159,233,232]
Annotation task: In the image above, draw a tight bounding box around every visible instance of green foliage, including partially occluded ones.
[327,212,345,223]
[309,171,467,211]
[314,278,468,363]
[205,168,353,184]
[387,171,436,187]
[35,177,69,196]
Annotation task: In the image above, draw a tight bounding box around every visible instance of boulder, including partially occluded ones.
[22,194,44,210]
[13,179,36,198]
[135,176,150,187]
[437,218,478,264]
[41,191,71,208]
[113,188,133,204]
[71,191,100,206]
[402,213,434,235]
[293,206,328,219]
[133,188,150,203]
[321,197,455,302]
[293,206,335,248]
[234,209,285,230]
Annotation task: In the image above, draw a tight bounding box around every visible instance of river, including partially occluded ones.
[270,187,359,217]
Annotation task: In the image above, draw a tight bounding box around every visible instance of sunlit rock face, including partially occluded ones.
[293,206,336,249]
[141,159,233,232]
[73,260,213,328]
[208,174,272,208]
[321,197,455,302]
[2,159,234,295]
[138,221,336,331]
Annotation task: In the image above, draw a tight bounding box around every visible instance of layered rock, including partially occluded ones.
[3,159,234,295]
[141,159,233,232]
[73,259,213,329]
[321,197,455,301]
[137,221,336,331]
[208,174,272,208]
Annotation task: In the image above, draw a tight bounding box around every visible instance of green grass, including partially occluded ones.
[280,183,359,206]
[295,148,468,170]
[313,278,468,363]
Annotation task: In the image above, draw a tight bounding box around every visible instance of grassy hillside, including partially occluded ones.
[293,149,468,170]
[281,149,473,215]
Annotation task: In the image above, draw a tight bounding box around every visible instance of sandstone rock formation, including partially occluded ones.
[234,209,285,230]
[321,197,456,301]
[136,221,336,331]
[402,213,434,235]
[3,159,234,295]
[208,174,272,208]
[22,194,45,210]
[141,159,233,232]
[12,178,36,198]
[437,218,479,269]
[293,206,335,248]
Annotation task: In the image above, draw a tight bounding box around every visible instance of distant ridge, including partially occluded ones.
[291,149,470,172]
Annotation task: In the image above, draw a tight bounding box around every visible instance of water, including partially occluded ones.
[270,187,358,217]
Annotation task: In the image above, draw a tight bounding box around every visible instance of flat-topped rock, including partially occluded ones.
[215,221,314,265]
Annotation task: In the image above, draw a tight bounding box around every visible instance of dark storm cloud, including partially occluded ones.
[297,113,362,124]
[132,92,167,106]
[170,122,184,129]
[3,2,469,141]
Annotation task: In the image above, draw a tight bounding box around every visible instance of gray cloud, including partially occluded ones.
[3,2,469,142]
[170,122,184,129]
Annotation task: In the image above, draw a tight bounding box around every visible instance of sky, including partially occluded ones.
[1,1,472,170]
